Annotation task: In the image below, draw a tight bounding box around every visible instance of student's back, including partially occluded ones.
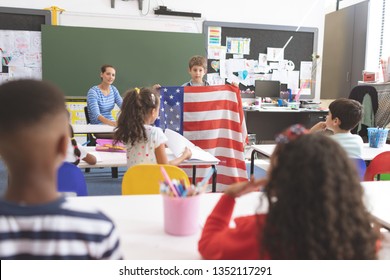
[0,197,120,259]
[0,80,122,259]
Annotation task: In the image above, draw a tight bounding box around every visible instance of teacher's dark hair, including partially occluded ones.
[101,64,115,74]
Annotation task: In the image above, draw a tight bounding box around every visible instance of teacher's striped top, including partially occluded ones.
[87,85,123,124]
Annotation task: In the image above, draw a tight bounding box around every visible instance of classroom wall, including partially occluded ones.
[2,0,326,99]
[324,0,385,73]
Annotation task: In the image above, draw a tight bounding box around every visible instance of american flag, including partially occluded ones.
[158,85,248,191]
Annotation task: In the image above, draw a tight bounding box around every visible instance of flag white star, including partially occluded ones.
[176,127,180,131]
[169,95,174,99]
[176,89,180,93]
[164,88,168,92]
[170,120,173,125]
[164,101,168,105]
[176,114,180,119]
[170,108,173,112]
[176,101,180,106]
[161,108,164,112]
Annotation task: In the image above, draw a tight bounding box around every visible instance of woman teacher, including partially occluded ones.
[87,64,123,126]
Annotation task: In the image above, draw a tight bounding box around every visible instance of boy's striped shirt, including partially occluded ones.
[0,197,122,260]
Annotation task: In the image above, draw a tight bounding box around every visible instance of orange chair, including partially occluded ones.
[364,152,390,181]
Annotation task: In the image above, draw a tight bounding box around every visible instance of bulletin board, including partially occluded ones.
[203,21,318,99]
[0,7,51,84]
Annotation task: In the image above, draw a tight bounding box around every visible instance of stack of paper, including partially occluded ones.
[164,129,219,162]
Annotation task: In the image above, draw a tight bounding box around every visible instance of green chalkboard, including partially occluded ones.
[42,25,205,96]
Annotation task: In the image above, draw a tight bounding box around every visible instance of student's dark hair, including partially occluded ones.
[114,87,159,146]
[69,125,81,165]
[259,132,377,259]
[0,79,66,134]
[101,64,115,73]
[329,98,362,130]
[188,55,207,70]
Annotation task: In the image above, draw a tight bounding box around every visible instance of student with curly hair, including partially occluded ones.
[199,124,377,259]
[114,87,191,168]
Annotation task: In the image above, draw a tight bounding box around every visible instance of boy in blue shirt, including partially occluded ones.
[182,55,210,86]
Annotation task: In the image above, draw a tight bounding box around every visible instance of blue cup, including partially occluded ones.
[277,99,283,107]
[367,127,389,148]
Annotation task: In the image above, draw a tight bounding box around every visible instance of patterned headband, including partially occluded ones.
[275,124,308,144]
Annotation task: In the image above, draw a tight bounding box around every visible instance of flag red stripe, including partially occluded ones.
[183,100,240,113]
[184,119,242,133]
[184,85,235,93]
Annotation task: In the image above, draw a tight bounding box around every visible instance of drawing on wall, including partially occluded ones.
[0,30,42,85]
[208,26,221,46]
[226,37,251,55]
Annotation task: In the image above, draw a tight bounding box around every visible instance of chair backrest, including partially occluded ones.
[352,158,367,181]
[364,151,390,181]
[122,164,190,195]
[57,162,88,196]
[348,85,379,136]
[84,106,91,124]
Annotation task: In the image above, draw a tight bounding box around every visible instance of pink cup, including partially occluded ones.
[163,195,201,236]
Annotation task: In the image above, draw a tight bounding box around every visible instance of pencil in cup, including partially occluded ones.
[159,167,202,236]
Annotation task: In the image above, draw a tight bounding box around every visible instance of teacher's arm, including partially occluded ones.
[113,86,123,108]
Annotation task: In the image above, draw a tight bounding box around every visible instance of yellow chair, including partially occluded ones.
[122,164,191,195]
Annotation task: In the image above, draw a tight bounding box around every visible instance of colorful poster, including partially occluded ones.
[208,26,221,46]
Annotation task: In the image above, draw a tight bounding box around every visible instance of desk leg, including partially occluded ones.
[250,149,256,175]
[212,165,217,193]
[192,166,197,185]
[111,167,118,178]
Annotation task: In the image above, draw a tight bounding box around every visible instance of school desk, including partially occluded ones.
[249,143,390,175]
[72,124,115,134]
[244,108,328,142]
[78,147,220,192]
[66,181,390,260]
